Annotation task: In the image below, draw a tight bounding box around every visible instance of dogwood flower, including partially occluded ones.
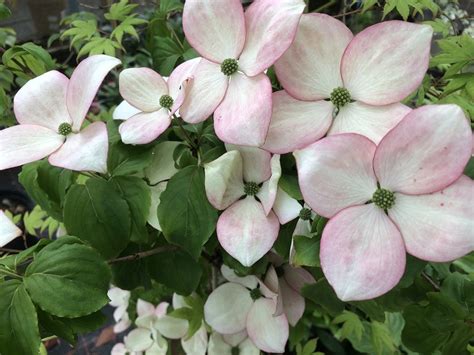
[208,332,259,355]
[162,293,208,355]
[204,265,288,353]
[0,210,21,247]
[181,0,305,146]
[263,15,433,153]
[264,260,315,326]
[294,104,474,301]
[108,287,132,333]
[117,60,196,144]
[204,145,287,266]
[0,55,120,172]
[112,299,169,355]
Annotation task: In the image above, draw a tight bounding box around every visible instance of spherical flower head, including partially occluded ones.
[244,182,260,196]
[221,58,239,76]
[330,87,351,108]
[58,122,72,136]
[372,188,395,210]
[159,94,174,109]
[299,208,312,220]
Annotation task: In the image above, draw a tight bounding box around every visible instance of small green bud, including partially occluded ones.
[159,94,174,109]
[244,182,260,196]
[250,288,262,301]
[299,208,312,221]
[372,188,396,210]
[221,58,238,76]
[58,122,72,136]
[330,87,351,107]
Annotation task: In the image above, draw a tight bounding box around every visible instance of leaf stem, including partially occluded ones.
[0,267,22,279]
[108,245,176,264]
[421,271,441,291]
[173,114,199,151]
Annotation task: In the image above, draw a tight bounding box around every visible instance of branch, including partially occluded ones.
[108,246,176,264]
[421,271,441,291]
[0,247,22,254]
[334,8,364,18]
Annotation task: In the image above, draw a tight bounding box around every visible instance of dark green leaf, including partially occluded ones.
[147,250,202,295]
[293,235,320,267]
[158,166,218,259]
[24,236,111,317]
[111,176,151,243]
[279,174,303,200]
[19,161,75,221]
[0,280,41,355]
[64,177,131,258]
[302,279,344,316]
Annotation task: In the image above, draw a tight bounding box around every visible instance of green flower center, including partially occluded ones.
[249,288,262,301]
[221,58,238,76]
[159,94,174,109]
[330,87,351,107]
[299,208,312,220]
[372,188,396,210]
[58,122,72,136]
[244,182,260,196]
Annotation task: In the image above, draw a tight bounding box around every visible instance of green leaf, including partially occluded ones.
[168,295,204,339]
[38,309,106,345]
[111,15,147,43]
[105,0,138,21]
[19,160,75,221]
[0,280,41,355]
[159,0,183,14]
[77,37,121,57]
[24,236,111,318]
[64,178,131,258]
[0,3,12,20]
[158,166,218,259]
[152,36,183,76]
[370,321,396,354]
[403,307,449,352]
[279,174,303,200]
[147,249,202,295]
[442,324,474,355]
[301,279,344,316]
[111,176,151,244]
[61,19,98,48]
[107,121,155,176]
[350,300,385,322]
[333,311,364,341]
[293,235,320,267]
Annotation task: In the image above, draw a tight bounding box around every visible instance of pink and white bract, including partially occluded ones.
[0,210,22,247]
[181,0,305,146]
[117,60,196,144]
[0,55,120,173]
[264,14,433,153]
[294,104,474,301]
[204,145,297,267]
[204,265,289,353]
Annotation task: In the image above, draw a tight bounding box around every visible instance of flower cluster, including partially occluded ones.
[0,2,473,351]
[109,262,315,354]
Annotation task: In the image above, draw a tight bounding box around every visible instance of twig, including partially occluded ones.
[0,247,22,253]
[334,8,364,18]
[421,271,441,291]
[108,246,176,264]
